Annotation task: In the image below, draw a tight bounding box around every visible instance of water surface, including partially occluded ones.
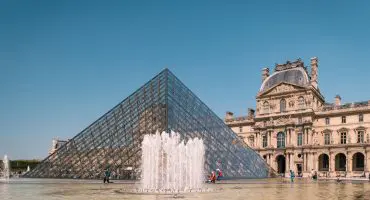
[1,178,369,200]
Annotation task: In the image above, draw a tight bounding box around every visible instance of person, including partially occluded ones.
[104,168,111,184]
[216,169,223,181]
[312,171,318,180]
[290,170,295,183]
[210,171,216,183]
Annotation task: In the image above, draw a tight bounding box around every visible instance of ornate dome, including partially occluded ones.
[259,67,310,92]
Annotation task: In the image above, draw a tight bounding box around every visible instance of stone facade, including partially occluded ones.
[225,57,370,178]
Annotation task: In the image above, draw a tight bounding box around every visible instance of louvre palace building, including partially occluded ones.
[225,57,370,178]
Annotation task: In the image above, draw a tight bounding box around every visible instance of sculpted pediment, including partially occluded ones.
[258,82,305,97]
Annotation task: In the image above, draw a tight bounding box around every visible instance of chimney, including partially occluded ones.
[311,57,318,89]
[248,108,255,118]
[225,111,234,120]
[262,68,270,83]
[334,95,341,106]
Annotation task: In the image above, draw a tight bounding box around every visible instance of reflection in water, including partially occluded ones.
[0,178,370,200]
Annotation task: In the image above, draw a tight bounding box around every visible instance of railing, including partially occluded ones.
[225,116,253,123]
[319,101,369,112]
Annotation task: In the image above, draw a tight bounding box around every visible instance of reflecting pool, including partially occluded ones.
[1,178,370,200]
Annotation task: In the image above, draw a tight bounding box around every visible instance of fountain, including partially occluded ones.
[27,165,30,172]
[140,131,205,193]
[1,154,10,181]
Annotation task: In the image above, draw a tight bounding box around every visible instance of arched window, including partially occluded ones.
[280,99,286,112]
[277,132,285,148]
[298,96,305,109]
[263,101,270,114]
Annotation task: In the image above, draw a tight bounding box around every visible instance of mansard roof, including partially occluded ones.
[259,59,310,92]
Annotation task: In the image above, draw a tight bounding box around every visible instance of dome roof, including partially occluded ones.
[259,67,310,92]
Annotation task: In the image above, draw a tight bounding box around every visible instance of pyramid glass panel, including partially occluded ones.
[24,69,269,179]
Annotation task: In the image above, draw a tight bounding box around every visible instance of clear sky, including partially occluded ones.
[1,0,370,160]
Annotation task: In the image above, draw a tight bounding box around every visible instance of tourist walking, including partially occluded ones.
[104,168,111,183]
[289,170,295,183]
[216,169,223,181]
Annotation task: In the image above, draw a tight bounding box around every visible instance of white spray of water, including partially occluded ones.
[2,155,10,181]
[140,131,205,192]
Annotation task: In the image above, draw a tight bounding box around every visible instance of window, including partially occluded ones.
[239,126,243,133]
[340,132,347,144]
[263,101,270,114]
[277,132,285,148]
[280,99,286,112]
[359,114,364,122]
[298,96,305,109]
[262,135,267,148]
[342,116,346,123]
[297,133,302,146]
[357,131,364,143]
[325,117,330,125]
[324,133,330,145]
[249,136,255,147]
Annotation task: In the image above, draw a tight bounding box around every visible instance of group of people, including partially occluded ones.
[289,169,319,182]
[208,169,223,183]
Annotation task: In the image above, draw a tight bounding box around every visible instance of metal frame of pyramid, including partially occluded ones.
[24,69,269,179]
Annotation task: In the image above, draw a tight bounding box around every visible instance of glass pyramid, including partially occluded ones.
[24,69,269,179]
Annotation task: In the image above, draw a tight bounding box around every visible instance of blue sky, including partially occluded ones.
[1,1,370,159]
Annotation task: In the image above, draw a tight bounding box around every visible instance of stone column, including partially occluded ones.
[307,153,310,172]
[329,153,335,172]
[330,152,335,174]
[303,153,306,172]
[286,154,289,173]
[312,153,315,171]
[268,131,271,147]
[286,130,289,145]
[347,153,352,175]
[313,153,317,171]
[269,154,272,167]
[290,153,295,173]
[365,151,369,172]
[306,129,309,145]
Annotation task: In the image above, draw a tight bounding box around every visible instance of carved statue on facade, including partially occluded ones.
[275,115,292,125]
[275,58,304,71]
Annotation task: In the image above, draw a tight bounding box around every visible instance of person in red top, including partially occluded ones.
[216,169,223,181]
